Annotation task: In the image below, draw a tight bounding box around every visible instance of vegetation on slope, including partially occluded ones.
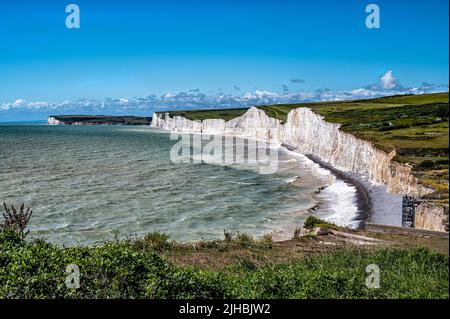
[1,229,448,299]
[165,108,248,122]
[1,207,449,299]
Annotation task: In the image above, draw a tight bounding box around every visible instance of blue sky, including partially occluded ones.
[0,0,448,121]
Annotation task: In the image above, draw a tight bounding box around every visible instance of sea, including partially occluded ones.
[0,124,359,245]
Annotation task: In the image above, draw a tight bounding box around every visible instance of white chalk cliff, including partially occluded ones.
[47,116,63,125]
[152,106,446,231]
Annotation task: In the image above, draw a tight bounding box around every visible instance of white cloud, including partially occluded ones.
[350,88,376,97]
[379,70,400,90]
[0,99,27,111]
[27,101,50,108]
[0,104,11,111]
[1,71,447,117]
[13,99,26,108]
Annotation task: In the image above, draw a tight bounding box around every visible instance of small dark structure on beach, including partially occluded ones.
[402,195,420,228]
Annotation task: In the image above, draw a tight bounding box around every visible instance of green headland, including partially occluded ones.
[49,115,152,125]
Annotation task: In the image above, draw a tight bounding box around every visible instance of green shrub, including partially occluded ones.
[303,216,336,230]
[0,237,168,298]
[223,229,234,242]
[303,216,323,230]
[0,229,25,248]
[0,230,448,299]
[418,160,436,170]
[134,231,171,251]
[195,239,228,251]
[148,267,232,299]
[234,233,255,248]
[293,227,302,239]
[258,234,274,249]
[236,258,257,271]
[1,203,33,239]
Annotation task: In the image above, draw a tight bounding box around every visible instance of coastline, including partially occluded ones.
[305,154,372,227]
[163,126,402,231]
[160,128,365,233]
[130,125,408,228]
[280,144,368,230]
[286,141,402,228]
[302,152,403,227]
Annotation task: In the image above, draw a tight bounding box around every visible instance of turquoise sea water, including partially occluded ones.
[0,125,353,245]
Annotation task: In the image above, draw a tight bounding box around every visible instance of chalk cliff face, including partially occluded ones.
[152,106,444,230]
[47,118,97,125]
[415,203,448,232]
[47,116,63,125]
[154,114,202,132]
[202,119,226,133]
[152,107,431,197]
[283,108,433,197]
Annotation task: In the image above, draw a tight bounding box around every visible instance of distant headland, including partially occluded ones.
[47,115,152,125]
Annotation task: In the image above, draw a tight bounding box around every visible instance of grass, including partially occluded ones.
[134,231,172,251]
[0,229,448,299]
[164,108,248,122]
[1,209,448,299]
[160,92,449,201]
[256,93,449,124]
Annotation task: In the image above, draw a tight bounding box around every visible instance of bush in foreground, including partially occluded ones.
[303,216,337,231]
[1,203,33,239]
[0,230,448,299]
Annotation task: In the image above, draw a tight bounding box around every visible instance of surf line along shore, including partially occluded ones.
[152,106,418,229]
[161,125,366,230]
[281,143,372,227]
[282,141,402,228]
[277,142,371,228]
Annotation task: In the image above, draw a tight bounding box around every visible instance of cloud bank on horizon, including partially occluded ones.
[0,71,448,121]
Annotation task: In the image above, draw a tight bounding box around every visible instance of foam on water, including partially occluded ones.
[316,180,360,228]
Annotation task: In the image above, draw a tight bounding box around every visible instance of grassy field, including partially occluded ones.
[164,93,449,201]
[165,108,248,122]
[1,222,448,299]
